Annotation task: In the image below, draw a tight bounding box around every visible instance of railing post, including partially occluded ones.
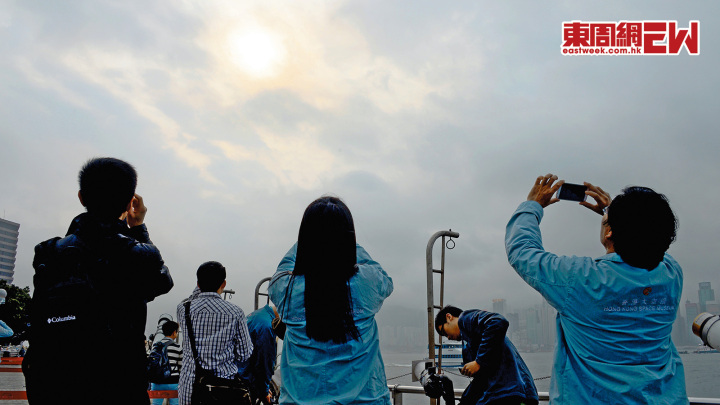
[426,230,459,405]
[426,230,459,371]
[391,385,403,405]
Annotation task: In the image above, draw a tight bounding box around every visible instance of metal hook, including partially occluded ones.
[445,229,456,249]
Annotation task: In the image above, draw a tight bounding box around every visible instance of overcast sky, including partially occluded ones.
[1,1,718,338]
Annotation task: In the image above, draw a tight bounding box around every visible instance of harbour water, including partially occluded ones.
[383,351,720,404]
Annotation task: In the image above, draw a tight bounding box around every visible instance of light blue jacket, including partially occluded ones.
[268,243,393,405]
[505,201,687,404]
[0,320,12,338]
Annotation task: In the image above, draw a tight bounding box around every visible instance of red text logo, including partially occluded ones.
[561,21,700,55]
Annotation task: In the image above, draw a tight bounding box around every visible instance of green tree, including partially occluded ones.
[0,280,31,344]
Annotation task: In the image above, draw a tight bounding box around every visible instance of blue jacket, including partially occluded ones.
[0,320,12,338]
[458,310,538,405]
[268,243,393,404]
[237,304,277,400]
[505,201,687,404]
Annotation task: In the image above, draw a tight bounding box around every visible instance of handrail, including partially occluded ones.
[0,391,178,400]
[0,384,718,403]
[385,386,720,405]
[254,276,272,310]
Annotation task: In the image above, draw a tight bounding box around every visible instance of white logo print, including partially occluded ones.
[47,315,77,324]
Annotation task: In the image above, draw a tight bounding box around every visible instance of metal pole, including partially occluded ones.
[425,230,460,370]
[254,277,272,310]
[438,236,447,373]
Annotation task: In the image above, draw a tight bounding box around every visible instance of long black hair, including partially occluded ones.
[293,196,359,343]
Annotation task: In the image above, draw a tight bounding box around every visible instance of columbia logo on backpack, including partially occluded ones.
[47,315,76,324]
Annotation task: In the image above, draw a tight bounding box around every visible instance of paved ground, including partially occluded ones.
[0,362,27,405]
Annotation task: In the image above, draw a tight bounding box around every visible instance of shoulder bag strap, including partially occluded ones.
[183,301,204,373]
[279,274,295,321]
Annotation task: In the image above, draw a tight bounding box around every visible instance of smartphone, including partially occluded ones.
[556,183,587,202]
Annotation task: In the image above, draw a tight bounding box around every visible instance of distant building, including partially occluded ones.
[705,301,720,315]
[0,218,20,283]
[698,282,715,312]
[685,301,701,345]
[492,298,506,315]
[672,313,687,347]
[539,299,557,348]
[525,307,540,348]
[506,312,520,341]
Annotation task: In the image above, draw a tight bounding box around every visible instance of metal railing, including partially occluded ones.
[254,276,272,310]
[386,386,720,405]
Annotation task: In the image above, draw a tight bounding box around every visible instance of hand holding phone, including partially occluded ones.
[580,182,612,215]
[555,183,587,202]
[527,174,563,208]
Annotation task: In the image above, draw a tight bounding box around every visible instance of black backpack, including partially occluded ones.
[28,238,112,350]
[147,340,173,383]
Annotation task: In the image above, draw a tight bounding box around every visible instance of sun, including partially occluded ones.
[226,28,287,78]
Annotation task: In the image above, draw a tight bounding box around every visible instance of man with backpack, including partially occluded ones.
[23,157,174,405]
[149,321,182,405]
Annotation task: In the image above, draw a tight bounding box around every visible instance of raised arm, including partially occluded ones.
[506,175,592,310]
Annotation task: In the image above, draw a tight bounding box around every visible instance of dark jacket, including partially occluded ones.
[458,310,538,405]
[23,213,173,405]
[237,304,277,400]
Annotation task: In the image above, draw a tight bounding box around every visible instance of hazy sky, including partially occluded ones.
[1,1,718,337]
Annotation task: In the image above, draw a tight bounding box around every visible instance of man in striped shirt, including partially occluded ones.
[177,261,253,405]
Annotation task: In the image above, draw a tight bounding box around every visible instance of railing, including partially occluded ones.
[386,385,720,405]
[1,371,719,404]
[254,276,272,310]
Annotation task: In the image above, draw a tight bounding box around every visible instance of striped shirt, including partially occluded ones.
[159,337,182,379]
[177,289,253,405]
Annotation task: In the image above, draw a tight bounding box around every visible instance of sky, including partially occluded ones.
[1,1,719,340]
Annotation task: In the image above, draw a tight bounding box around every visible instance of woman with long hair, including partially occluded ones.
[269,196,393,404]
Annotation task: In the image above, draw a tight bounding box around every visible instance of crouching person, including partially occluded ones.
[237,304,282,405]
[435,306,538,405]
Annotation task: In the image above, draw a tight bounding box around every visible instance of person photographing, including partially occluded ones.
[505,174,687,404]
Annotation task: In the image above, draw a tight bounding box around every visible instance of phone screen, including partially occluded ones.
[557,183,587,202]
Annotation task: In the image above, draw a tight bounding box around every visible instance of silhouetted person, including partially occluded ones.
[24,157,173,405]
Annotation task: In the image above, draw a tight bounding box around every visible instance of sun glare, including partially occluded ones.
[227,28,287,78]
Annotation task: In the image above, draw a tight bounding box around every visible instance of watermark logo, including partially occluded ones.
[561,21,699,55]
[47,315,77,324]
